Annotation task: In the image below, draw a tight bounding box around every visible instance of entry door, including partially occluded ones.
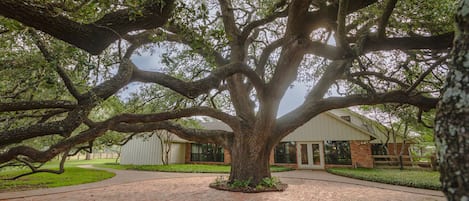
[297,142,324,169]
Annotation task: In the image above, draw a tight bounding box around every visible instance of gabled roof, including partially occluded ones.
[328,108,412,143]
[324,110,380,139]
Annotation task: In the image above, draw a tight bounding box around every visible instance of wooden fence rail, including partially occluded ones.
[66,152,119,160]
[372,155,436,170]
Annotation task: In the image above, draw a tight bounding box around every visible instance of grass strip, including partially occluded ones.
[327,168,441,190]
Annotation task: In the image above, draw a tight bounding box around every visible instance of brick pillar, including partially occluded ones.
[185,143,191,163]
[350,140,373,168]
[224,149,231,164]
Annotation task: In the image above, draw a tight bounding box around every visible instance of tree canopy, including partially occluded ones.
[0,0,456,189]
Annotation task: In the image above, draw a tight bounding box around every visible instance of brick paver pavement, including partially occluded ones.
[0,166,445,201]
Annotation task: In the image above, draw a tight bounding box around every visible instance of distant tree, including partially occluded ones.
[361,104,417,169]
[0,0,454,189]
[155,130,173,165]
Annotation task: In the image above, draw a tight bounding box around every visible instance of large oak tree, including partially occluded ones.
[0,0,455,190]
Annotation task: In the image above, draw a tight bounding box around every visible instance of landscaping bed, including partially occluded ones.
[327,167,441,190]
[209,176,287,193]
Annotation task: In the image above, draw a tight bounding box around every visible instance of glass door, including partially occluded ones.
[297,142,324,169]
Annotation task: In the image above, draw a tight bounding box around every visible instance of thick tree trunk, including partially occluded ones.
[435,1,469,199]
[229,135,272,186]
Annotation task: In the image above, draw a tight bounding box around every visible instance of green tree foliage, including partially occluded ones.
[0,0,457,189]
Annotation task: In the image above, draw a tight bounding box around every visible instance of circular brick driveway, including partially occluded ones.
[0,167,445,201]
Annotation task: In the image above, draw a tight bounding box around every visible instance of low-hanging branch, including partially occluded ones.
[377,0,398,39]
[29,30,83,100]
[0,100,76,112]
[0,110,85,146]
[0,118,233,165]
[5,150,70,180]
[111,106,239,130]
[131,62,265,99]
[348,71,411,89]
[112,121,233,148]
[303,33,453,60]
[0,44,144,148]
[274,90,439,140]
[0,0,175,55]
[240,8,288,42]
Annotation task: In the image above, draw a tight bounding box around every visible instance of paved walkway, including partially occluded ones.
[0,166,445,201]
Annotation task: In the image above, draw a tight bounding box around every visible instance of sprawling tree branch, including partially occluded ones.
[240,9,288,43]
[0,117,232,165]
[218,0,241,40]
[6,150,69,180]
[348,71,411,89]
[0,46,137,146]
[0,124,110,164]
[0,0,175,54]
[165,24,229,66]
[29,30,83,100]
[307,60,351,100]
[0,101,76,112]
[131,62,264,99]
[256,38,284,79]
[113,121,232,148]
[377,0,398,39]
[0,106,88,146]
[275,91,438,139]
[406,55,449,93]
[112,107,239,130]
[362,33,453,52]
[336,0,349,48]
[304,33,453,60]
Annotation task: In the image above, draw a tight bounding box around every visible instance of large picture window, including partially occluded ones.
[274,142,297,163]
[190,143,224,162]
[324,141,352,165]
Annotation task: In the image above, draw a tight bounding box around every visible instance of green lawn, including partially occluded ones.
[0,167,115,193]
[327,168,441,190]
[96,163,292,173]
[45,158,118,167]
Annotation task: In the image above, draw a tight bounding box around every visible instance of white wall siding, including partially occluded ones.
[282,113,370,141]
[329,109,365,129]
[120,135,187,165]
[169,143,186,164]
[120,135,163,165]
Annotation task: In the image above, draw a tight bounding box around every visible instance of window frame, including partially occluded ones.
[274,141,297,164]
[324,140,352,165]
[190,143,224,162]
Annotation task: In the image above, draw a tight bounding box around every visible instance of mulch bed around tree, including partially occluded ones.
[209,181,288,193]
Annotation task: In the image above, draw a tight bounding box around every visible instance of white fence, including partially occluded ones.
[66,152,119,160]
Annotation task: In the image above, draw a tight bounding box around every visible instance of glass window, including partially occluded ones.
[190,143,224,162]
[324,141,352,165]
[274,142,297,163]
[371,144,388,155]
[312,144,320,165]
